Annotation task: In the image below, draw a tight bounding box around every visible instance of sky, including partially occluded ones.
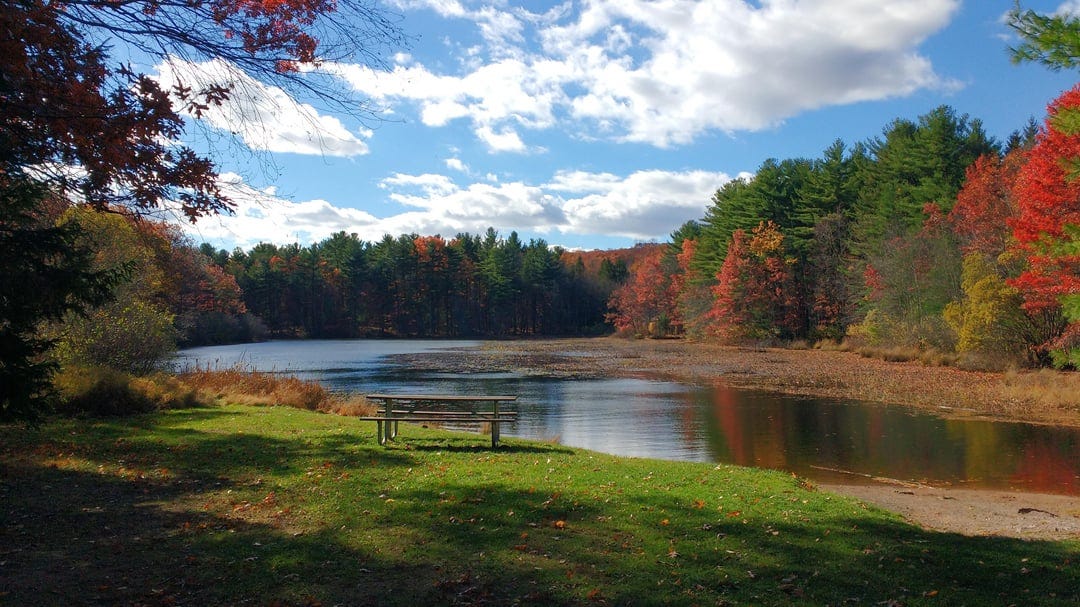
[160,0,1080,252]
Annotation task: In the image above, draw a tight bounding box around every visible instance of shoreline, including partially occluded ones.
[472,337,1080,428]
[391,336,1080,540]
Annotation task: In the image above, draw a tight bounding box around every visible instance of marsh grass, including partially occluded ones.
[1,404,1076,606]
[178,365,374,416]
[53,365,375,418]
[1004,368,1080,415]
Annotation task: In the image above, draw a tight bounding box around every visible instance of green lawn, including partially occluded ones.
[2,404,1077,606]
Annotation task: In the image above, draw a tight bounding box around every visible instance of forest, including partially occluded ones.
[195,229,651,341]
[3,0,1080,423]
[608,97,1080,372]
[10,96,1079,390]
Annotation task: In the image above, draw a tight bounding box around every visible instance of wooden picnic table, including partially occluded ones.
[360,393,518,448]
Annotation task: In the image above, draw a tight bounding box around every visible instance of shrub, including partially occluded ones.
[54,366,200,416]
[53,300,176,374]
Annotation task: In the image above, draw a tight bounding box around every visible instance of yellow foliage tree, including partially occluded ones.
[943,253,1028,368]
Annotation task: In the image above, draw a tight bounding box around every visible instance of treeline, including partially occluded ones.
[15,207,644,369]
[608,98,1080,370]
[196,229,649,342]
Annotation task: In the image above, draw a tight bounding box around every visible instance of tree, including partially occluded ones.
[943,149,1063,367]
[1009,85,1080,365]
[856,205,962,350]
[707,221,799,343]
[3,0,402,216]
[0,184,119,421]
[2,0,402,418]
[1008,3,1080,71]
[806,213,855,340]
[949,152,1023,258]
[857,106,997,246]
[606,248,678,337]
[943,254,1030,368]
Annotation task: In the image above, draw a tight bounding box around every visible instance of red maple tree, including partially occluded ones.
[950,150,1025,258]
[1008,86,1080,316]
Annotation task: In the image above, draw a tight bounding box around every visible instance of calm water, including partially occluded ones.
[176,339,1080,495]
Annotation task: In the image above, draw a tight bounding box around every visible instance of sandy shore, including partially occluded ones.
[391,337,1080,540]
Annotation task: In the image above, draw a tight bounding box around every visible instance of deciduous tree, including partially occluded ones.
[1,0,402,418]
[707,221,799,343]
[1009,85,1080,365]
[0,184,118,421]
[606,248,677,337]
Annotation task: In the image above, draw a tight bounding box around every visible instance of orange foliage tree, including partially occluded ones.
[606,247,681,337]
[944,149,1066,367]
[707,221,799,342]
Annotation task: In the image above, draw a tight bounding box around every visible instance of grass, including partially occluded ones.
[178,366,374,416]
[2,404,1077,606]
[53,364,376,417]
[1004,368,1080,413]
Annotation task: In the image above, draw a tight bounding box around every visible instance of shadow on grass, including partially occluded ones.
[2,409,1077,606]
[373,478,1080,606]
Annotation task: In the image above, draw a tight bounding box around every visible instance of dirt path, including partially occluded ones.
[391,337,1080,540]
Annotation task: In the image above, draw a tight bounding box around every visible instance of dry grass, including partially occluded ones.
[1003,368,1080,414]
[177,366,374,416]
[54,367,202,415]
[821,341,963,368]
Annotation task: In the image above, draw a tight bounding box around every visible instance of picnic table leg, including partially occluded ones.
[376,420,387,445]
[378,399,395,444]
[491,401,501,448]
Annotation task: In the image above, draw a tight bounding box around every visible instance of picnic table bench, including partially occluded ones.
[359,394,518,448]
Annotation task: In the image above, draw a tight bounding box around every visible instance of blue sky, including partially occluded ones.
[161,0,1080,252]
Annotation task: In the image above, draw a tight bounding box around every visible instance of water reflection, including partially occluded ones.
[699,385,1080,494]
[176,340,1080,495]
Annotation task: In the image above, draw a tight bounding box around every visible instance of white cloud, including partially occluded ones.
[1057,1,1080,17]
[475,125,527,152]
[180,168,733,249]
[445,157,469,172]
[554,169,736,238]
[155,58,372,157]
[332,0,960,150]
[380,172,459,198]
[180,173,381,247]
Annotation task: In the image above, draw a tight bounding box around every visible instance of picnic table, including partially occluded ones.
[360,394,518,448]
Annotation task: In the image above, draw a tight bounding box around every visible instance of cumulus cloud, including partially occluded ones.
[179,173,381,247]
[553,169,742,238]
[179,168,733,248]
[155,58,372,157]
[333,0,961,150]
[1057,1,1080,17]
[445,157,469,172]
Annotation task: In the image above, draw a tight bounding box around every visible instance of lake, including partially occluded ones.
[176,339,1080,495]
